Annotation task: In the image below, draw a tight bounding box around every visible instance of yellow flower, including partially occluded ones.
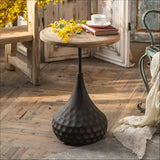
[50,18,84,43]
[76,26,82,33]
[69,19,73,23]
[0,0,64,28]
[62,33,70,43]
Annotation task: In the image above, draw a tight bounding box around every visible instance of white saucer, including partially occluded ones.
[86,20,111,28]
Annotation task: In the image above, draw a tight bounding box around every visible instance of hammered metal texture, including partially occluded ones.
[52,73,108,146]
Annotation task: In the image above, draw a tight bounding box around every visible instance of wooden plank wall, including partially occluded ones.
[43,0,92,62]
[44,0,91,26]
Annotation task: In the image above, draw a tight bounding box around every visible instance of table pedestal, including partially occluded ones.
[52,48,108,146]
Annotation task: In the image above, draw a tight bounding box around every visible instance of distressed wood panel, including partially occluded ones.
[95,0,131,67]
[130,0,160,42]
[136,0,160,31]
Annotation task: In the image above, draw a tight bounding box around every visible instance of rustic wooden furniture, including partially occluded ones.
[40,27,120,145]
[0,0,39,85]
[40,27,120,48]
[139,9,160,94]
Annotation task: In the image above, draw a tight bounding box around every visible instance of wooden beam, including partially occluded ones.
[5,43,16,70]
[27,0,40,85]
[0,26,27,33]
[8,56,31,78]
[0,32,33,44]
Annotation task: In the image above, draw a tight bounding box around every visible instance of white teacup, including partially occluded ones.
[91,14,106,25]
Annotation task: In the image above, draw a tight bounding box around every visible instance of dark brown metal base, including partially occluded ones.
[52,73,108,146]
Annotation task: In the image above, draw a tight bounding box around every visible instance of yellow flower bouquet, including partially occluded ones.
[0,0,64,28]
[50,19,87,43]
[0,0,87,43]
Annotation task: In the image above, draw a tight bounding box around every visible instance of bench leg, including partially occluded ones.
[27,42,40,85]
[5,43,16,71]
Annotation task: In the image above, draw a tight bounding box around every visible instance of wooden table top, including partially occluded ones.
[40,27,120,48]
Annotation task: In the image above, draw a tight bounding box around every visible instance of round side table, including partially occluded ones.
[40,27,120,145]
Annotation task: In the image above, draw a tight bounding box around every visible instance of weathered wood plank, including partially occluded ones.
[5,43,16,70]
[0,26,27,33]
[40,28,120,48]
[27,0,40,85]
[0,54,149,159]
[8,56,31,78]
[0,32,32,45]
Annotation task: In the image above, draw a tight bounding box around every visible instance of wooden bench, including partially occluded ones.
[0,0,40,85]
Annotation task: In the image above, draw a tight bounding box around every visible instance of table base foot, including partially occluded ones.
[52,73,108,146]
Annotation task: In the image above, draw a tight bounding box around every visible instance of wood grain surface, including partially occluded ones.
[0,0,40,85]
[40,27,120,48]
[0,26,32,45]
[0,46,151,159]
